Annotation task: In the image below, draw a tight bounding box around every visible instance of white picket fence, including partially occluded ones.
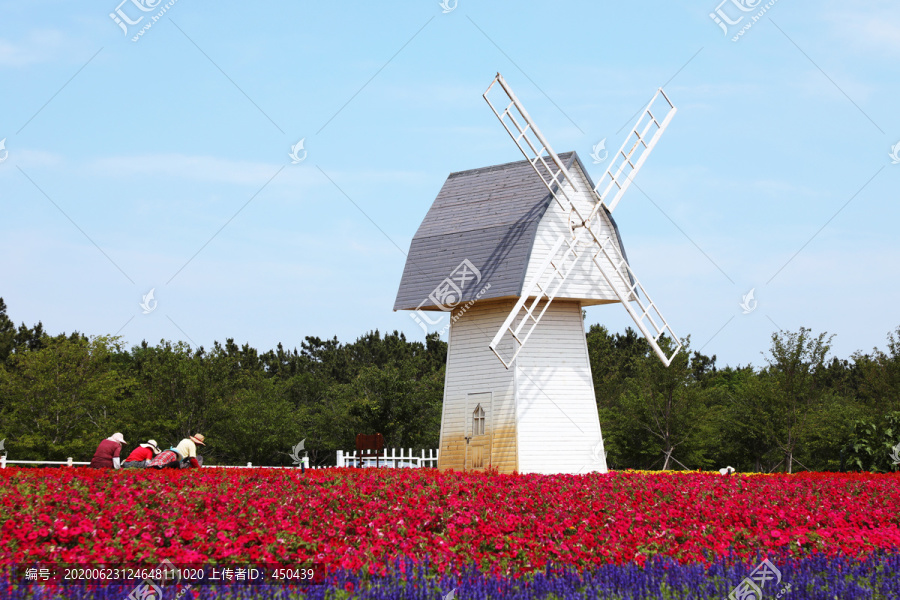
[0,448,439,469]
[337,448,439,468]
[0,457,90,468]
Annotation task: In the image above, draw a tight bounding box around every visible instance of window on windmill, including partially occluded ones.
[472,404,485,436]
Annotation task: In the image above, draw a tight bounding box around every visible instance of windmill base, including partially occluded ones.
[437,298,607,475]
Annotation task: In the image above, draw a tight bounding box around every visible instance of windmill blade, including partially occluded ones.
[483,73,589,220]
[489,234,583,368]
[583,230,682,366]
[595,88,676,212]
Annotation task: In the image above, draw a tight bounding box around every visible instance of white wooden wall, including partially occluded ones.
[440,298,607,475]
[522,162,631,305]
[439,299,518,473]
[515,299,607,474]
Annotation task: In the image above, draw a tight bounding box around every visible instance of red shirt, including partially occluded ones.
[124,446,154,462]
[90,439,122,468]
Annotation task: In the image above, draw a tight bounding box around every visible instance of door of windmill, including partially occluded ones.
[465,392,492,471]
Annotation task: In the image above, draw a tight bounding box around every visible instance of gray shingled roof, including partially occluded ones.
[393,151,627,311]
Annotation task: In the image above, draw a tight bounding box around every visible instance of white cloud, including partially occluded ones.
[0,30,67,67]
[87,153,427,188]
[825,3,900,59]
[88,154,286,185]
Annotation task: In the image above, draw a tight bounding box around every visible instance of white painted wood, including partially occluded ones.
[438,297,604,475]
[439,299,518,473]
[522,161,631,306]
[515,299,606,474]
[466,392,492,470]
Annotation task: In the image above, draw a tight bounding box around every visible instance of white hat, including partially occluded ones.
[140,439,160,454]
[108,432,126,444]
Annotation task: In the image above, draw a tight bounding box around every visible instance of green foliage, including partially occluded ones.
[1,293,899,472]
[844,412,900,472]
[0,334,133,460]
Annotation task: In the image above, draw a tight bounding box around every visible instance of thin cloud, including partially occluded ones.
[825,4,900,59]
[89,154,284,185]
[0,30,68,67]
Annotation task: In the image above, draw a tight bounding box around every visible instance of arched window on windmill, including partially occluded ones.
[472,404,485,437]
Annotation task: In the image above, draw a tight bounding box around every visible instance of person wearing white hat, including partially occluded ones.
[147,433,206,469]
[89,432,127,469]
[174,433,205,469]
[121,439,161,468]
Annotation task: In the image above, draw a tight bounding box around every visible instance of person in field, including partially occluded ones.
[174,433,205,468]
[89,432,127,469]
[147,433,206,469]
[121,439,160,468]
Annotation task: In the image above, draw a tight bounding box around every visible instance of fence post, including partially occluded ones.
[1,455,5,469]
[247,462,252,468]
[67,457,73,467]
[336,450,343,468]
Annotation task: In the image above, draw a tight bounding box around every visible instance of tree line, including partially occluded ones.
[0,297,898,471]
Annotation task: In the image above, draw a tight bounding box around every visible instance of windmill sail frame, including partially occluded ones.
[483,73,682,368]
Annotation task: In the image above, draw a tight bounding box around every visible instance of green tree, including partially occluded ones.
[0,335,133,460]
[764,327,834,473]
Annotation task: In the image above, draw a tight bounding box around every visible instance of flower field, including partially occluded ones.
[1,468,900,598]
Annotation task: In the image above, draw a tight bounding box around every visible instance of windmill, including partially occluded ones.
[394,73,681,474]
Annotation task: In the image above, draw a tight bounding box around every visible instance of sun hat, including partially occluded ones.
[109,432,126,444]
[190,433,206,446]
[141,439,161,454]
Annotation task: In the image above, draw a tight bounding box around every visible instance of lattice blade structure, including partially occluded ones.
[585,234,682,366]
[489,234,582,368]
[483,73,591,219]
[595,88,676,212]
[482,73,681,369]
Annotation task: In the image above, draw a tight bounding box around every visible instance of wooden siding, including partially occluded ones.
[515,300,607,474]
[438,299,518,473]
[521,162,632,305]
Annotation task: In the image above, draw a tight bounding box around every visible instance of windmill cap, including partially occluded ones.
[190,433,205,446]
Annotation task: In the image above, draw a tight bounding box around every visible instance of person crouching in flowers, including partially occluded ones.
[121,439,160,468]
[174,433,205,468]
[89,432,127,469]
[147,433,206,469]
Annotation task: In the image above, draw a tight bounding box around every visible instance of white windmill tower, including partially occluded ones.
[394,73,681,474]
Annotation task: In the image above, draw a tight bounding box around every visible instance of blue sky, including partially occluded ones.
[1,0,898,367]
